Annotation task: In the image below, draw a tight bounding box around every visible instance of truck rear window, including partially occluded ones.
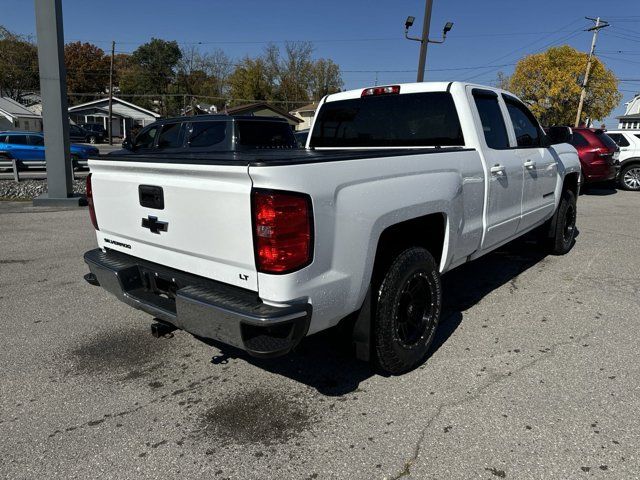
[236,121,297,149]
[310,92,464,148]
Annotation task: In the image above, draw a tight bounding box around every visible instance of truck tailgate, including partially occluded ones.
[89,159,257,291]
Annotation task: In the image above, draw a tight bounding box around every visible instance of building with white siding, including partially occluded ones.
[68,97,160,138]
[0,96,43,132]
[617,93,640,130]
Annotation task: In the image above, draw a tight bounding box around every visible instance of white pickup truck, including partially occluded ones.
[83,82,581,374]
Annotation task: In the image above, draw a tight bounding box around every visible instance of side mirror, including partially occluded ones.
[122,138,134,151]
[547,126,573,145]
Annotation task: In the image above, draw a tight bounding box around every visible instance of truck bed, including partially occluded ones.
[101,147,473,167]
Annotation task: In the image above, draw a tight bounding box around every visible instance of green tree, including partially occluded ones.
[64,41,111,104]
[310,58,343,100]
[228,56,274,106]
[0,27,39,101]
[119,38,182,113]
[508,45,621,126]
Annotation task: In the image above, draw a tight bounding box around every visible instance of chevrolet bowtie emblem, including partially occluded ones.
[141,215,168,234]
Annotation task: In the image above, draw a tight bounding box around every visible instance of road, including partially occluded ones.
[0,187,638,479]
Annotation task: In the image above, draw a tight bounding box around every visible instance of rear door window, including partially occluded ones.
[503,96,542,148]
[310,91,464,147]
[187,121,227,148]
[472,90,510,149]
[7,135,28,145]
[156,123,185,149]
[133,126,158,150]
[28,135,44,146]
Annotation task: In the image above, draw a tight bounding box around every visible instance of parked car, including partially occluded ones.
[603,130,640,191]
[0,131,99,169]
[569,128,619,185]
[83,82,581,374]
[69,124,101,145]
[113,115,298,155]
[78,123,106,144]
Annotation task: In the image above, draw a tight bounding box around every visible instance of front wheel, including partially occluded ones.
[547,189,577,255]
[374,247,442,375]
[88,135,97,144]
[618,164,640,191]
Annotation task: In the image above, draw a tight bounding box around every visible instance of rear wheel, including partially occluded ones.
[546,189,577,255]
[618,164,640,191]
[374,247,442,375]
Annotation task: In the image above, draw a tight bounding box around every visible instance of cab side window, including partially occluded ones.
[133,127,158,150]
[503,96,542,148]
[157,123,185,149]
[472,90,510,149]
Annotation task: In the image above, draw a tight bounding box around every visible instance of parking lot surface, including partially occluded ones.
[0,188,638,479]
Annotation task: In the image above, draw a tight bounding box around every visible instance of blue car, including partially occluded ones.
[0,131,99,170]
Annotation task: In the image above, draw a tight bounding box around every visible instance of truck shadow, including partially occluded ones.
[201,237,553,396]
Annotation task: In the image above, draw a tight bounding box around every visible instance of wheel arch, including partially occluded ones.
[370,212,447,287]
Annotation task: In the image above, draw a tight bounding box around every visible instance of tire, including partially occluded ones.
[618,164,640,191]
[374,247,442,375]
[547,189,577,255]
[88,135,97,144]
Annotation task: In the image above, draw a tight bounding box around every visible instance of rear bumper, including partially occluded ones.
[582,159,618,183]
[83,248,311,357]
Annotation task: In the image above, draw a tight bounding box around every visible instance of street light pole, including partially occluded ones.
[404,1,453,82]
[416,0,434,82]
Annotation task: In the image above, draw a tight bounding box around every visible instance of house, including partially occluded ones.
[226,102,302,129]
[289,102,318,131]
[0,96,43,131]
[617,93,640,129]
[68,96,160,139]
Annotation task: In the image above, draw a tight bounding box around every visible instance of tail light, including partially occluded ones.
[86,173,99,230]
[362,85,400,97]
[252,189,313,274]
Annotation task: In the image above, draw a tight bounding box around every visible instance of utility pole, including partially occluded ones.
[404,1,453,82]
[574,17,609,127]
[108,40,115,145]
[416,0,434,82]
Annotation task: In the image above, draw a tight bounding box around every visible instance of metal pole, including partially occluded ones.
[575,17,608,127]
[33,0,77,206]
[416,0,434,82]
[108,40,115,145]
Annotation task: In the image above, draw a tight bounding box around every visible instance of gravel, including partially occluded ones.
[0,178,86,200]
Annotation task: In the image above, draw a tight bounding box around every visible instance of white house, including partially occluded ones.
[617,93,640,129]
[68,96,160,138]
[289,102,318,131]
[0,96,43,131]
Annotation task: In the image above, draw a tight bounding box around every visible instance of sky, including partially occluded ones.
[3,0,640,127]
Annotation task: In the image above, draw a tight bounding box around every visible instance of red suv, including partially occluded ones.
[570,128,620,184]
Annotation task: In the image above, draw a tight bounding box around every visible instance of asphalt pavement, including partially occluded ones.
[0,187,638,479]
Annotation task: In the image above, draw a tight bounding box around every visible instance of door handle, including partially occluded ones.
[524,159,536,170]
[490,164,505,176]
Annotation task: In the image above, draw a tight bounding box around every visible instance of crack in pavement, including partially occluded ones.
[390,331,594,479]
